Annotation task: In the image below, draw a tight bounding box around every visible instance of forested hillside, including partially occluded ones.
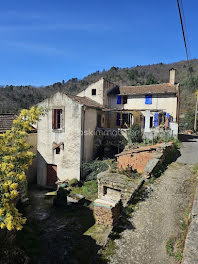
[1,59,198,116]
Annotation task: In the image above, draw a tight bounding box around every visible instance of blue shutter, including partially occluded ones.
[145,95,152,105]
[166,113,170,126]
[154,113,159,127]
[116,113,120,126]
[117,95,122,104]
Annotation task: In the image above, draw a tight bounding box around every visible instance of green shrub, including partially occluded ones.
[118,166,141,180]
[127,123,142,143]
[68,178,79,187]
[82,159,109,181]
[70,180,98,201]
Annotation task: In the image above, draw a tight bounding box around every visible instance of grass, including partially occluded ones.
[166,178,197,264]
[70,180,98,201]
[166,237,175,256]
[84,224,112,246]
[193,163,198,174]
[100,239,116,261]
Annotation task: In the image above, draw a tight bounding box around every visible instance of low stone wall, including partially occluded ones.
[182,185,198,264]
[93,199,120,226]
[97,171,137,206]
[93,172,142,226]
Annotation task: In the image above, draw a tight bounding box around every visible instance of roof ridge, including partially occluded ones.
[120,83,174,88]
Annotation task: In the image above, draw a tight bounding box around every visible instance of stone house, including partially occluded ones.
[78,69,180,139]
[36,92,111,186]
[37,69,179,185]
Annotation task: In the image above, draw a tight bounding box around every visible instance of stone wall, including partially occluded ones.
[93,171,140,226]
[97,171,137,206]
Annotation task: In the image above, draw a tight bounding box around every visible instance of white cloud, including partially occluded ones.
[2,40,69,57]
[0,23,111,32]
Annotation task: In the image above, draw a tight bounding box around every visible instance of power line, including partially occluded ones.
[176,0,191,71]
[179,0,191,59]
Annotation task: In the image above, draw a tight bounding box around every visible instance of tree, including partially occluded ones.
[127,123,142,143]
[0,107,43,231]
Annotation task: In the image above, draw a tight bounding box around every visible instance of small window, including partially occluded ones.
[56,147,60,154]
[52,109,63,129]
[92,89,96,95]
[123,96,128,104]
[145,95,152,105]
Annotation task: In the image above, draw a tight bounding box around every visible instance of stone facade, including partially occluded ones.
[37,92,103,186]
[93,171,141,226]
[97,171,137,207]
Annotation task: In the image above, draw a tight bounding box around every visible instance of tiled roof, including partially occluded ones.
[119,83,178,95]
[0,114,17,133]
[67,95,104,109]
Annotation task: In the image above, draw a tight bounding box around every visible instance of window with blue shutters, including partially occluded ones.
[145,95,152,104]
[116,113,120,126]
[117,95,122,104]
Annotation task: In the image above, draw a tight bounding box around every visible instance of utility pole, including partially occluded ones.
[194,91,198,133]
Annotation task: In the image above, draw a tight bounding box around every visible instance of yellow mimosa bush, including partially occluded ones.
[0,107,42,231]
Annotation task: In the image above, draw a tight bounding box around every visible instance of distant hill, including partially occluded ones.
[1,59,198,115]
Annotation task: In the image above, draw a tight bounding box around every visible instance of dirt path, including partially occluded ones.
[109,136,198,264]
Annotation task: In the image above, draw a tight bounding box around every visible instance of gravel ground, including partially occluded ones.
[109,135,198,264]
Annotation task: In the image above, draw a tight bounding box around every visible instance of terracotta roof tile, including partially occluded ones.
[0,114,17,133]
[120,83,177,95]
[67,95,104,109]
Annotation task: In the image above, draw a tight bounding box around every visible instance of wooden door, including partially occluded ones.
[47,164,57,187]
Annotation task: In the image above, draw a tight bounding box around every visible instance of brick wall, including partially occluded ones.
[116,144,161,173]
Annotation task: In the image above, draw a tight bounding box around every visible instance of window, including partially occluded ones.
[123,96,128,104]
[145,95,152,105]
[56,147,60,154]
[52,109,63,129]
[122,114,129,126]
[150,116,153,128]
[92,89,96,95]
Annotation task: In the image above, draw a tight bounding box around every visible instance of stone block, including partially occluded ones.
[93,198,121,226]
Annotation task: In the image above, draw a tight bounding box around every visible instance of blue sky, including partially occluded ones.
[0,0,197,86]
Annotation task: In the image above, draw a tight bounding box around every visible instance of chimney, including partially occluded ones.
[169,68,176,85]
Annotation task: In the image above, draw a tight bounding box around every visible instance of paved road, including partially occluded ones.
[177,134,198,165]
[109,135,198,264]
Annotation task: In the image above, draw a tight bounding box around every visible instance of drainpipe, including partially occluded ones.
[81,105,86,178]
[177,84,180,126]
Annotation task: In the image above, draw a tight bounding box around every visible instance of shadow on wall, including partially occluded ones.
[93,129,127,159]
[37,151,48,186]
[26,133,38,184]
[26,157,37,184]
